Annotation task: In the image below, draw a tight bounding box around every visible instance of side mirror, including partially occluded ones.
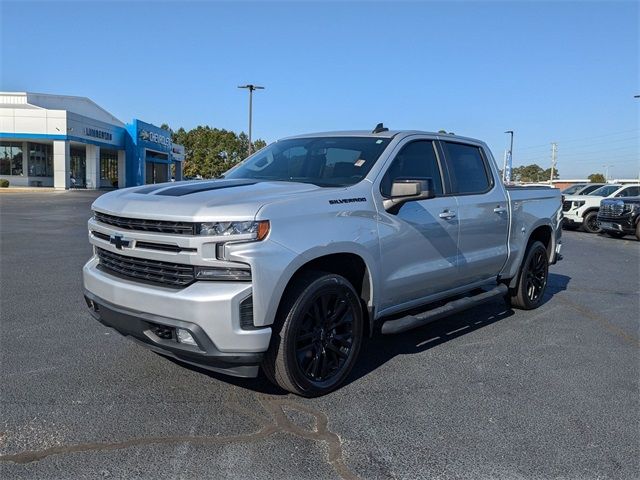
[383,178,435,212]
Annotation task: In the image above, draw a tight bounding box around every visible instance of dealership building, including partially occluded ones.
[0,92,184,189]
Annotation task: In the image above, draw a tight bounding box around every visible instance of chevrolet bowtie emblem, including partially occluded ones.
[109,234,131,250]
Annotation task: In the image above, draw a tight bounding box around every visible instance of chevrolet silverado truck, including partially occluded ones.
[83,127,563,396]
[597,196,640,240]
[562,184,640,233]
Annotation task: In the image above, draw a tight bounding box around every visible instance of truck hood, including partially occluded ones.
[91,179,323,221]
[564,194,605,202]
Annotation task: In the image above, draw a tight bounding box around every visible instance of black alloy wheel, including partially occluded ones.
[508,240,549,310]
[525,246,548,304]
[294,292,354,383]
[262,271,363,397]
[583,211,601,233]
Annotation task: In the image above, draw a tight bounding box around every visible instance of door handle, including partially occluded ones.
[493,206,508,214]
[439,210,456,219]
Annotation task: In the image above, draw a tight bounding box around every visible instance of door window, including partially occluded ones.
[442,142,491,194]
[380,140,443,196]
[616,186,640,197]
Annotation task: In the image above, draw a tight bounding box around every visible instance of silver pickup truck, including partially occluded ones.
[83,127,563,396]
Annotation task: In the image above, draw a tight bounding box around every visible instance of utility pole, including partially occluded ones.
[550,142,558,183]
[238,84,264,156]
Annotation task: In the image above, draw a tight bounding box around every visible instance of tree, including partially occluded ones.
[588,173,606,183]
[511,164,558,182]
[169,125,267,179]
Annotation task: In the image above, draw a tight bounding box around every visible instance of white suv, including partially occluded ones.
[563,184,640,233]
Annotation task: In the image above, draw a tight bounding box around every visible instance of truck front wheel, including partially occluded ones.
[582,211,601,233]
[509,241,549,310]
[262,271,363,397]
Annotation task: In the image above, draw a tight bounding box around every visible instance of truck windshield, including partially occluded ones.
[224,136,391,187]
[588,185,620,196]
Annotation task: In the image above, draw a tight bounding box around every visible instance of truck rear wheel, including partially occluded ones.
[262,271,363,397]
[509,241,549,310]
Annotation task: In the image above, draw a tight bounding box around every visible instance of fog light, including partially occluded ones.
[176,328,197,346]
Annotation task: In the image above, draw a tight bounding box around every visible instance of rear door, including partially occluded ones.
[376,137,460,311]
[439,141,509,286]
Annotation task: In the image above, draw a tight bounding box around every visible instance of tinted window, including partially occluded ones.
[588,185,620,196]
[617,186,640,197]
[225,137,391,187]
[579,184,603,194]
[562,184,585,195]
[442,142,491,194]
[380,141,443,196]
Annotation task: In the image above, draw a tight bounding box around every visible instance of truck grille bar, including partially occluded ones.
[94,211,196,235]
[96,247,195,288]
[599,201,625,218]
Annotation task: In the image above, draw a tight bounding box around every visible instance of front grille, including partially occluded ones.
[96,247,195,288]
[94,211,196,235]
[599,201,625,218]
[562,200,572,211]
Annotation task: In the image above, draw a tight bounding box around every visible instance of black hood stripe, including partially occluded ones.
[153,179,258,196]
[134,184,173,194]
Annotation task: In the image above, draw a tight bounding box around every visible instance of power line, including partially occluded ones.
[517,128,640,151]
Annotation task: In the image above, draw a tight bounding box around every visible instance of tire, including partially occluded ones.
[605,231,626,239]
[262,271,363,397]
[509,241,549,310]
[582,211,601,233]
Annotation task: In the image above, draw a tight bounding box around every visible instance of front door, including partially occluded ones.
[439,141,509,285]
[377,138,460,311]
[70,148,86,188]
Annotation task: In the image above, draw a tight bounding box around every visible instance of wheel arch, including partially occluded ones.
[507,223,554,289]
[275,249,377,337]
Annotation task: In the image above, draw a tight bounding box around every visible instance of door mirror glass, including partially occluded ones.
[384,178,435,212]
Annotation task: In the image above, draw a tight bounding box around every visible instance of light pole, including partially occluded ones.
[603,164,613,181]
[503,130,514,182]
[238,84,264,156]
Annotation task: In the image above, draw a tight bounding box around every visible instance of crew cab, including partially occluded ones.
[83,127,563,396]
[598,196,640,240]
[563,184,640,233]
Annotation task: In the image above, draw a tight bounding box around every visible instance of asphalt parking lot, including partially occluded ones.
[1,191,638,480]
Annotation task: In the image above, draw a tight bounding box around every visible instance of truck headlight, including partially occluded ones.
[198,220,269,240]
[194,266,252,281]
[572,201,585,208]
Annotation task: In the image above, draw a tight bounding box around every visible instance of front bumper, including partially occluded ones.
[82,257,272,377]
[85,292,263,377]
[597,214,637,234]
[562,209,583,226]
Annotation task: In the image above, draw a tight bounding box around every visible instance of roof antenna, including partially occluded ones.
[372,122,389,134]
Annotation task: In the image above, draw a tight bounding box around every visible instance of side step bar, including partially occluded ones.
[380,284,508,335]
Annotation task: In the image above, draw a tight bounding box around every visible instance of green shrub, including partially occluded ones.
[0,179,9,188]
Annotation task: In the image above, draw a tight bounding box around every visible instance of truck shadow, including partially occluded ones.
[171,273,571,395]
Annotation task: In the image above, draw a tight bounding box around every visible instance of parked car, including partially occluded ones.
[598,196,640,240]
[561,183,606,196]
[83,128,563,396]
[563,184,640,233]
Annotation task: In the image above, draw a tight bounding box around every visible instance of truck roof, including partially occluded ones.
[280,130,486,145]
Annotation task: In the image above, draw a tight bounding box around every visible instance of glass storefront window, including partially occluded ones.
[28,143,53,177]
[100,149,118,187]
[0,142,24,176]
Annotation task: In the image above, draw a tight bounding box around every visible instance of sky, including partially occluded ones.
[1,0,638,179]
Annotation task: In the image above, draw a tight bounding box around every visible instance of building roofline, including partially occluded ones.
[0,91,124,125]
